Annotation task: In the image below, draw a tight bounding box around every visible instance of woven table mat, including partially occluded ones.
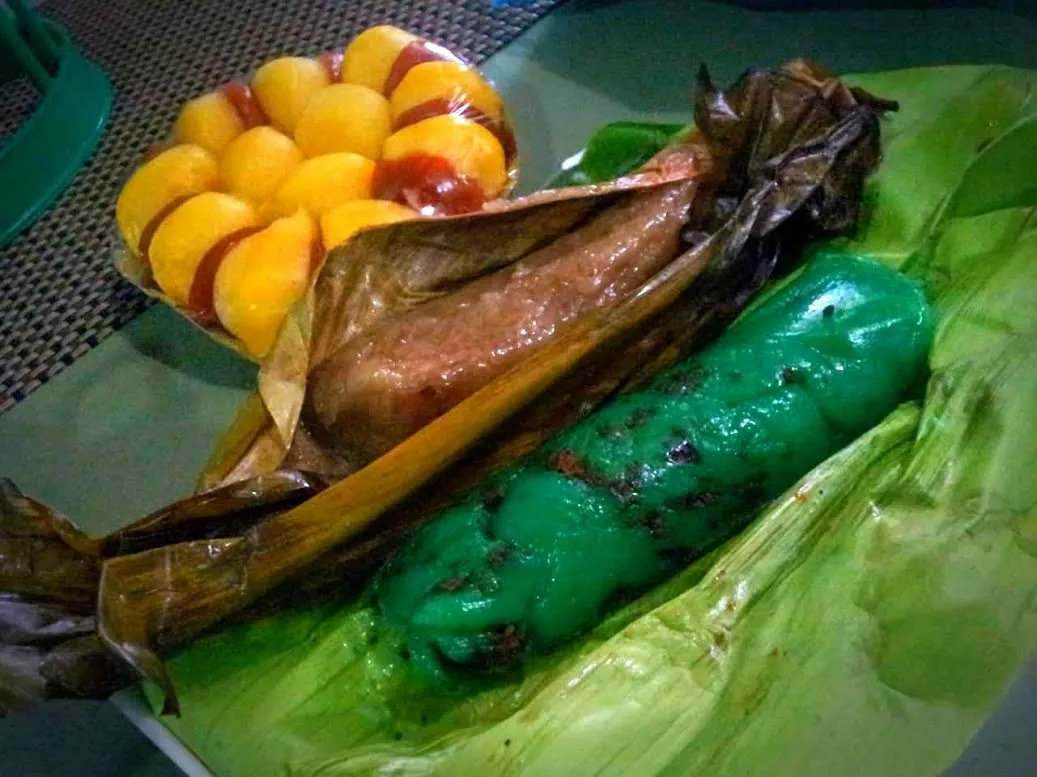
[0,0,562,413]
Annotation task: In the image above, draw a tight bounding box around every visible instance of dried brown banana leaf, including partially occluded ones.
[206,59,882,490]
[196,181,705,490]
[0,480,120,715]
[0,473,323,714]
[257,145,710,460]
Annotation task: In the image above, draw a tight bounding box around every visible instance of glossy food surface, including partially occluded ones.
[301,172,701,463]
[374,255,933,672]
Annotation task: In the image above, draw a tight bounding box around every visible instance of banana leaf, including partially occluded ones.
[200,58,882,490]
[134,64,1037,777]
[547,121,688,189]
[0,60,886,716]
[199,125,706,490]
[0,471,324,715]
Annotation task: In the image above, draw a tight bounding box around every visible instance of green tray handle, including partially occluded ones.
[0,17,112,249]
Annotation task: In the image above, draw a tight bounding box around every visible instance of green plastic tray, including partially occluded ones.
[0,14,111,248]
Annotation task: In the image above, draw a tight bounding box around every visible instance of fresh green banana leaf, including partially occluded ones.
[143,64,1037,777]
[837,65,1037,264]
[546,121,687,188]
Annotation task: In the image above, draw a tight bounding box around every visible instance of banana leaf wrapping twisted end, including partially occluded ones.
[0,480,124,715]
[0,473,324,715]
[0,59,893,717]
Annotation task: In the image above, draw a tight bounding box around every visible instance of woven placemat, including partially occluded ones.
[0,0,563,413]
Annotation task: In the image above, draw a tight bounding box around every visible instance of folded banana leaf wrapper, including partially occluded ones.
[133,63,1036,776]
[0,471,327,714]
[0,59,884,717]
[200,57,887,489]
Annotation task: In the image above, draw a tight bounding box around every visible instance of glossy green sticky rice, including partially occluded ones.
[374,255,931,674]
